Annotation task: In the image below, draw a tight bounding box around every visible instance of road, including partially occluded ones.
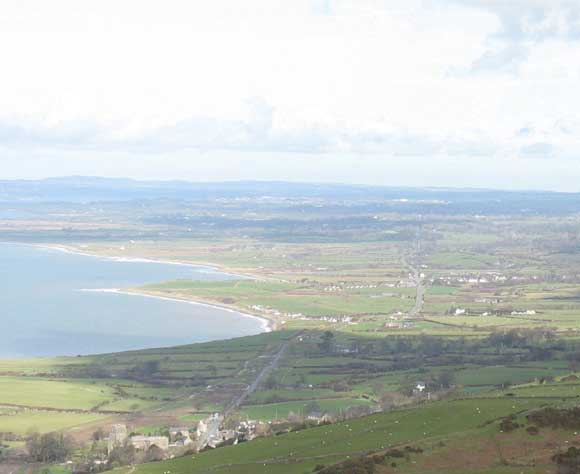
[225,338,292,417]
[197,413,224,449]
[198,336,295,448]
[402,255,425,318]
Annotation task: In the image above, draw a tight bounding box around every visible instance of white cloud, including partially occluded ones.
[0,0,579,189]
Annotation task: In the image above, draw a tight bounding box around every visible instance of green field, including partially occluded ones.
[0,377,117,410]
[119,397,556,474]
[6,201,580,473]
[239,398,374,420]
[142,280,413,319]
[0,409,108,434]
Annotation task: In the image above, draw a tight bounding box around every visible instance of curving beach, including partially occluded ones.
[0,242,268,357]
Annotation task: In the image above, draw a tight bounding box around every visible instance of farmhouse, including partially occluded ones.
[107,424,170,457]
[413,382,427,395]
[130,436,169,452]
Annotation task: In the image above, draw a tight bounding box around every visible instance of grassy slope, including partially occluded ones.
[119,397,555,474]
[0,377,118,410]
[0,410,109,435]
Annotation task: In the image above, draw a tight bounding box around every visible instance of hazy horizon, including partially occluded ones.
[2,1,580,192]
[1,174,578,195]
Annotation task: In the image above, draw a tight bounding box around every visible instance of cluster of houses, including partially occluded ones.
[474,297,503,304]
[249,303,357,325]
[322,282,398,292]
[430,272,562,287]
[385,318,414,329]
[319,279,421,293]
[107,424,190,457]
[449,307,538,317]
[383,312,415,329]
[106,415,272,460]
[249,304,304,319]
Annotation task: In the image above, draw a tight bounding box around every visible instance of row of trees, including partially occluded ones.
[27,432,75,463]
[314,329,560,358]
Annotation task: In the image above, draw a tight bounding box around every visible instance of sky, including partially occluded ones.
[1,0,580,191]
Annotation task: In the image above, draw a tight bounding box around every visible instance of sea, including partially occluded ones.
[0,243,266,357]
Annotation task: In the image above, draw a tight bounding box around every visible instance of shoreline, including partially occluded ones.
[79,288,275,333]
[1,240,277,336]
[26,242,264,281]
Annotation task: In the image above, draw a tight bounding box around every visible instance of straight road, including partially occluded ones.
[402,255,425,318]
[199,335,298,448]
[225,338,292,417]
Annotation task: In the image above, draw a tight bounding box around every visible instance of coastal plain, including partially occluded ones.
[3,180,580,473]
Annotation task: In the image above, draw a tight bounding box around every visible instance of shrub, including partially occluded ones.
[26,432,75,463]
[553,446,580,474]
[499,416,520,432]
[528,407,580,429]
[526,425,540,435]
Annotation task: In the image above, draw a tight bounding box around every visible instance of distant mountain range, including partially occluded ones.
[0,177,579,214]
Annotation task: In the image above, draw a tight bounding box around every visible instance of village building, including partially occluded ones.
[306,412,334,424]
[107,424,170,458]
[107,424,128,453]
[130,436,169,452]
[413,381,427,395]
[169,427,194,446]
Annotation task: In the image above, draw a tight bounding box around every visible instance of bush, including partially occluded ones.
[385,448,405,458]
[553,446,580,474]
[404,446,423,453]
[499,416,520,432]
[26,432,74,463]
[526,425,540,435]
[528,407,580,429]
[316,457,376,474]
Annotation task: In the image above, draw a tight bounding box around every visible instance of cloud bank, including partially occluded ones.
[0,0,579,189]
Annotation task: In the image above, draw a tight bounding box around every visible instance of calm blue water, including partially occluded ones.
[0,243,264,357]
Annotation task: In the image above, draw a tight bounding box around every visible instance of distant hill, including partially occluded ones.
[1,176,579,214]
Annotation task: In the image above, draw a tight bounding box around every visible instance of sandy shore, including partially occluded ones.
[7,241,277,333]
[30,243,262,281]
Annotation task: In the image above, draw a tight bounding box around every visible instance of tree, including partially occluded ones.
[92,428,106,442]
[131,360,161,378]
[553,446,580,474]
[207,364,218,376]
[434,371,455,389]
[108,442,136,466]
[305,401,322,416]
[145,445,165,462]
[318,331,335,354]
[263,374,280,390]
[27,432,74,463]
[380,392,402,411]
